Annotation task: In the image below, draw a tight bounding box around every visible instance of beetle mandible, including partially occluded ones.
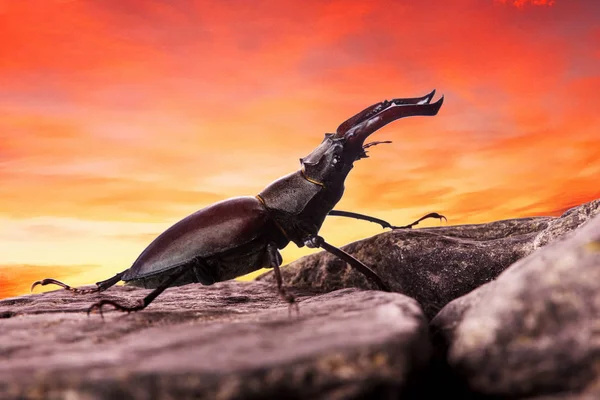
[31,90,446,316]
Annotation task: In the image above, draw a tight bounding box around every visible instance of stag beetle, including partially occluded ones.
[31,90,446,316]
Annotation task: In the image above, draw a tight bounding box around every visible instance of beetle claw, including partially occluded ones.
[31,278,71,292]
[288,302,300,318]
[428,212,448,223]
[87,299,143,318]
[31,278,99,295]
[279,291,299,318]
[285,297,299,318]
[391,212,448,230]
[87,302,105,320]
[30,280,42,292]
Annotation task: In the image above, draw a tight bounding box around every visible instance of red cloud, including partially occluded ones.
[496,0,555,6]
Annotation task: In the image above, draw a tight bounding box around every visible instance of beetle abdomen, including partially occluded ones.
[124,235,270,288]
[122,196,270,282]
[124,262,215,288]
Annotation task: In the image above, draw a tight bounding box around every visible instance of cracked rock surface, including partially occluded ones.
[0,282,430,400]
[259,199,600,319]
[431,208,600,399]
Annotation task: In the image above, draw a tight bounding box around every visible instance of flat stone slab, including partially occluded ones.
[0,281,430,399]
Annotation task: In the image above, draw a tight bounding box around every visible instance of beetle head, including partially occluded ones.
[300,133,346,185]
[300,90,444,185]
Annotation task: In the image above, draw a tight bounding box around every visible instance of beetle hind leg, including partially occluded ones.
[87,268,187,317]
[31,272,124,295]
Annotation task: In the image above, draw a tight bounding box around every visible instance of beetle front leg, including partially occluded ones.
[328,210,447,230]
[264,242,299,316]
[304,235,391,292]
[392,212,447,229]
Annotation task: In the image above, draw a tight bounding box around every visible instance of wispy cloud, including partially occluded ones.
[495,0,555,7]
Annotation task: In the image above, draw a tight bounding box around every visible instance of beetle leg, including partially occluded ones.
[86,298,145,320]
[328,210,447,230]
[327,210,394,229]
[265,242,299,316]
[391,212,447,229]
[87,268,186,317]
[31,272,124,295]
[304,235,391,292]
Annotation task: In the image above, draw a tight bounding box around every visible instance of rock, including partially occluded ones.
[258,199,600,319]
[430,211,600,399]
[0,281,430,400]
[532,199,600,250]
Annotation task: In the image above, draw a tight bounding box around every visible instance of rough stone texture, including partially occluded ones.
[430,211,600,399]
[258,199,600,319]
[532,199,600,250]
[0,281,430,400]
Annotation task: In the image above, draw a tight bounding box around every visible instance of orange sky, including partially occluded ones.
[1,0,599,299]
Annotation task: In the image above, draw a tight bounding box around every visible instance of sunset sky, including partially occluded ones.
[1,0,599,299]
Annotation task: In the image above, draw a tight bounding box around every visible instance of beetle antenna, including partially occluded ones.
[363,140,392,149]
